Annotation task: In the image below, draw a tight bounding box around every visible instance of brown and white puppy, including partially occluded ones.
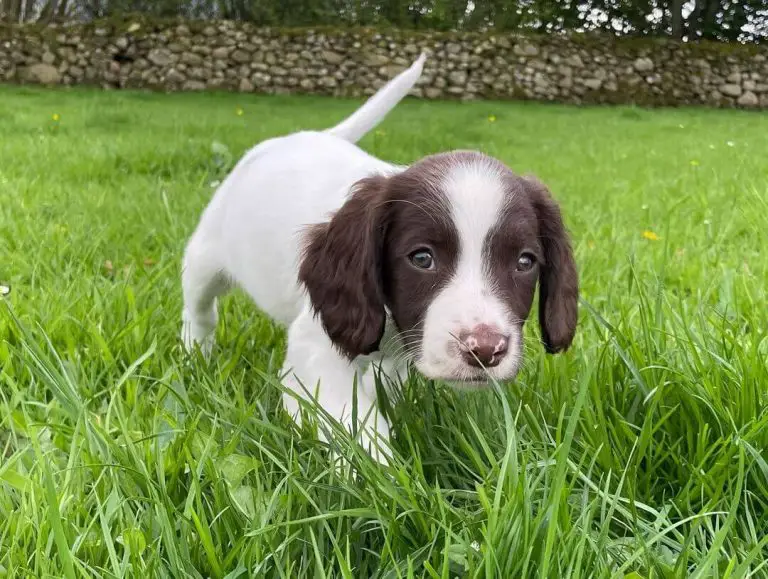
[181,54,578,462]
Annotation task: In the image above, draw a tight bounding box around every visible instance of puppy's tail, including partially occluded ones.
[325,52,426,144]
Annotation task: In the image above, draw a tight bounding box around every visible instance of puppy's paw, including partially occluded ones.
[181,312,215,358]
[282,389,393,467]
[339,411,393,467]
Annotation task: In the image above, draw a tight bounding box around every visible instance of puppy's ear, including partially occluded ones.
[524,176,579,353]
[298,176,388,359]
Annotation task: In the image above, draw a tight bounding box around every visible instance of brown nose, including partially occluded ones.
[458,325,509,368]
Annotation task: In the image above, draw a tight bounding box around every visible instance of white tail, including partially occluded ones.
[325,53,427,144]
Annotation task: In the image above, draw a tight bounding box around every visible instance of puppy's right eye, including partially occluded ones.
[409,249,435,270]
[516,252,536,272]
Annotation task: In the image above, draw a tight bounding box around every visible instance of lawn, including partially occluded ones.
[1,85,767,578]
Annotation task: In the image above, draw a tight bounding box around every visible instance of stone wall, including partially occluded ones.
[2,18,767,109]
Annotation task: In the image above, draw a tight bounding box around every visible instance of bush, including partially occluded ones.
[1,0,765,42]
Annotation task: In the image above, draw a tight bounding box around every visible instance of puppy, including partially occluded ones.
[181,54,578,462]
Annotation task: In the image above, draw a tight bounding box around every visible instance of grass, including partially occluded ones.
[0,84,767,578]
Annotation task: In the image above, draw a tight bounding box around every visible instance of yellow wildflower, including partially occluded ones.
[642,230,660,241]
[236,108,244,116]
[488,115,496,123]
[52,113,60,121]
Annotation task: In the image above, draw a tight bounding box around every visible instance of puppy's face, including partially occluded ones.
[300,151,578,385]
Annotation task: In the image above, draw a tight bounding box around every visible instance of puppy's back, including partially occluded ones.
[194,131,394,326]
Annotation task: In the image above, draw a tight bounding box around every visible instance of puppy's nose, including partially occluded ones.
[459,325,509,368]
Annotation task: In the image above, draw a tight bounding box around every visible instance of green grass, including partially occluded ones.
[1,85,767,578]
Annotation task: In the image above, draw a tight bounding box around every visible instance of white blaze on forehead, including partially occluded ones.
[441,158,509,281]
[414,156,523,382]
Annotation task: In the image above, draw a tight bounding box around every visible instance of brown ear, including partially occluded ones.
[524,176,579,353]
[298,176,388,359]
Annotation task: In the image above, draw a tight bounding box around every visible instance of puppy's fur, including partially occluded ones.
[181,55,578,461]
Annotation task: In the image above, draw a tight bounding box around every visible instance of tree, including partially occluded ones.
[0,0,765,43]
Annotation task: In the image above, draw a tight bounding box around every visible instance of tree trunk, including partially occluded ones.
[702,0,720,39]
[55,0,69,19]
[445,0,469,29]
[688,0,707,39]
[6,0,22,22]
[671,0,684,38]
[39,0,60,23]
[22,0,35,21]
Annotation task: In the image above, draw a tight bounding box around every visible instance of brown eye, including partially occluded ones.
[409,249,435,270]
[516,253,536,272]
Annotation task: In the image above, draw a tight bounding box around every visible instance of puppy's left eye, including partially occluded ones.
[409,249,435,270]
[516,253,536,272]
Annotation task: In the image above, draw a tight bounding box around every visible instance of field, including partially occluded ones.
[1,85,767,578]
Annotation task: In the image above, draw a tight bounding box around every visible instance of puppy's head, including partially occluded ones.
[299,151,578,385]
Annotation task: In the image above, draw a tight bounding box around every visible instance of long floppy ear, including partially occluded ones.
[524,176,579,353]
[298,176,388,359]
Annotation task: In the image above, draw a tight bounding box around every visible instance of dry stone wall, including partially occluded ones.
[2,18,767,109]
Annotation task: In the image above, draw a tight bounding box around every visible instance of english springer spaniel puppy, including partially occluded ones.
[181,54,578,462]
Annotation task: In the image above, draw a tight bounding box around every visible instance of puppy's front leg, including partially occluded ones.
[280,306,392,464]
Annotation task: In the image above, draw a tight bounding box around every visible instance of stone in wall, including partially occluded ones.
[0,18,766,109]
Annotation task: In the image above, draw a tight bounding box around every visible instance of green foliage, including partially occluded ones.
[1,0,766,42]
[1,86,768,576]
